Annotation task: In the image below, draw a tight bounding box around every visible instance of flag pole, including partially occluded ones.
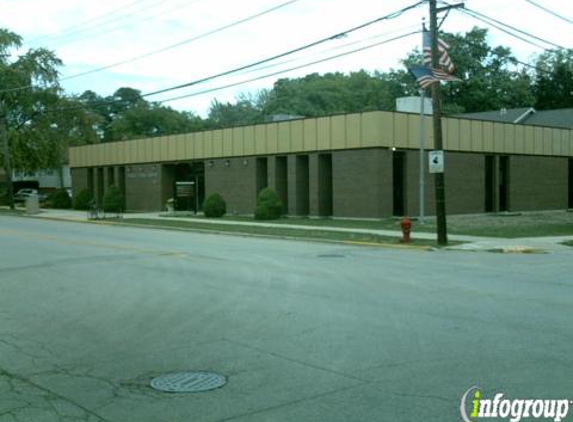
[419,87,426,225]
[419,21,427,225]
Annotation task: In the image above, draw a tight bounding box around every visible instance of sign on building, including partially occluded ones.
[429,150,444,173]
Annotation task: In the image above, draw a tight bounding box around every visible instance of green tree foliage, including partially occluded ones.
[73,188,93,211]
[534,49,573,110]
[396,27,535,114]
[80,87,205,142]
[262,70,404,117]
[102,185,124,213]
[203,193,226,218]
[1,29,99,174]
[49,188,71,209]
[254,188,282,220]
[108,103,204,140]
[205,92,269,129]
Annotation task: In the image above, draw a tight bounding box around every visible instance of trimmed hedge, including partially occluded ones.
[49,189,72,209]
[103,186,124,213]
[254,188,283,220]
[73,188,93,210]
[203,193,226,218]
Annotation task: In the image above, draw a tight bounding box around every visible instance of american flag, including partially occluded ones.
[423,30,455,74]
[408,67,460,89]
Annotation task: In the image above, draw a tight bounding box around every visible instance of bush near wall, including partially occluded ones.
[254,188,283,220]
[203,193,226,218]
[103,186,124,213]
[73,188,93,210]
[49,189,72,209]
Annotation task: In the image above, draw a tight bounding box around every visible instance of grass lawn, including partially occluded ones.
[0,207,25,216]
[160,210,573,238]
[120,218,445,249]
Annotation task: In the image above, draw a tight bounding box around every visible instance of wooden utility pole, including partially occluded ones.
[0,101,14,210]
[429,0,448,245]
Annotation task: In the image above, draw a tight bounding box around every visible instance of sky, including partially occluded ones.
[1,0,571,117]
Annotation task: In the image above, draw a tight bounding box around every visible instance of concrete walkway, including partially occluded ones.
[16,207,573,253]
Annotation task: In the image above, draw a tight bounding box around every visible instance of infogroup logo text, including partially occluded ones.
[460,386,571,422]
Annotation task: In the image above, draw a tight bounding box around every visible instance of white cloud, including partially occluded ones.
[1,0,571,116]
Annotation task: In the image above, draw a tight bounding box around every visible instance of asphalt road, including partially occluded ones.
[0,215,572,422]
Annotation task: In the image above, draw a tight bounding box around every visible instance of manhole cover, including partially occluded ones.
[317,254,345,258]
[150,371,227,393]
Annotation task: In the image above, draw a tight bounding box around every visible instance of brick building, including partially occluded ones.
[69,109,573,217]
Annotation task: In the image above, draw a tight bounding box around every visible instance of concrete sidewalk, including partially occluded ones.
[21,207,573,252]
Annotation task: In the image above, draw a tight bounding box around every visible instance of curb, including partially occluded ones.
[27,214,436,251]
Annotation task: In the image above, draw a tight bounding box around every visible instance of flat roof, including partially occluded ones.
[69,110,573,168]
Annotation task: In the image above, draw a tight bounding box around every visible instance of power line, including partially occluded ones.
[139,1,424,99]
[21,1,424,117]
[38,0,207,48]
[158,31,420,104]
[31,0,175,45]
[523,0,573,26]
[460,7,566,50]
[232,23,422,77]
[28,0,150,43]
[0,0,301,95]
[459,9,548,50]
[60,0,302,82]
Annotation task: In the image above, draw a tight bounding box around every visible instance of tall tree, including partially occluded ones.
[262,70,405,117]
[1,28,62,206]
[534,49,573,110]
[398,27,535,114]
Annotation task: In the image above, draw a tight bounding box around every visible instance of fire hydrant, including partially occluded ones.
[400,216,412,243]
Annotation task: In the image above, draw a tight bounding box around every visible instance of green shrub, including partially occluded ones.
[203,193,226,218]
[103,186,124,213]
[254,188,283,220]
[49,189,72,209]
[73,188,93,210]
[0,188,8,206]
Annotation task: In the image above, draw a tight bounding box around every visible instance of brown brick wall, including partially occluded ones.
[332,148,393,218]
[70,151,571,215]
[125,164,162,211]
[405,151,486,216]
[205,157,257,215]
[287,155,310,216]
[509,156,568,211]
[71,168,88,195]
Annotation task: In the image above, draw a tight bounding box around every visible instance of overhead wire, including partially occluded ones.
[31,0,176,46]
[522,0,573,26]
[158,31,420,104]
[459,7,566,50]
[16,1,425,117]
[38,0,208,48]
[26,0,151,44]
[0,0,301,95]
[231,23,422,77]
[138,1,425,99]
[59,0,302,82]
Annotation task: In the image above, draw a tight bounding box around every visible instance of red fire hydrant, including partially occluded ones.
[400,216,412,243]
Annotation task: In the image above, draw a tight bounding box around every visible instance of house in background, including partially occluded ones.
[11,166,72,194]
[458,107,573,129]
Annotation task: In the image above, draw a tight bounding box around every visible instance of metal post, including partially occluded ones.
[419,89,426,224]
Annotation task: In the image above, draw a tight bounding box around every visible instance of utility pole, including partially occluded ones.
[429,0,447,245]
[0,101,14,210]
